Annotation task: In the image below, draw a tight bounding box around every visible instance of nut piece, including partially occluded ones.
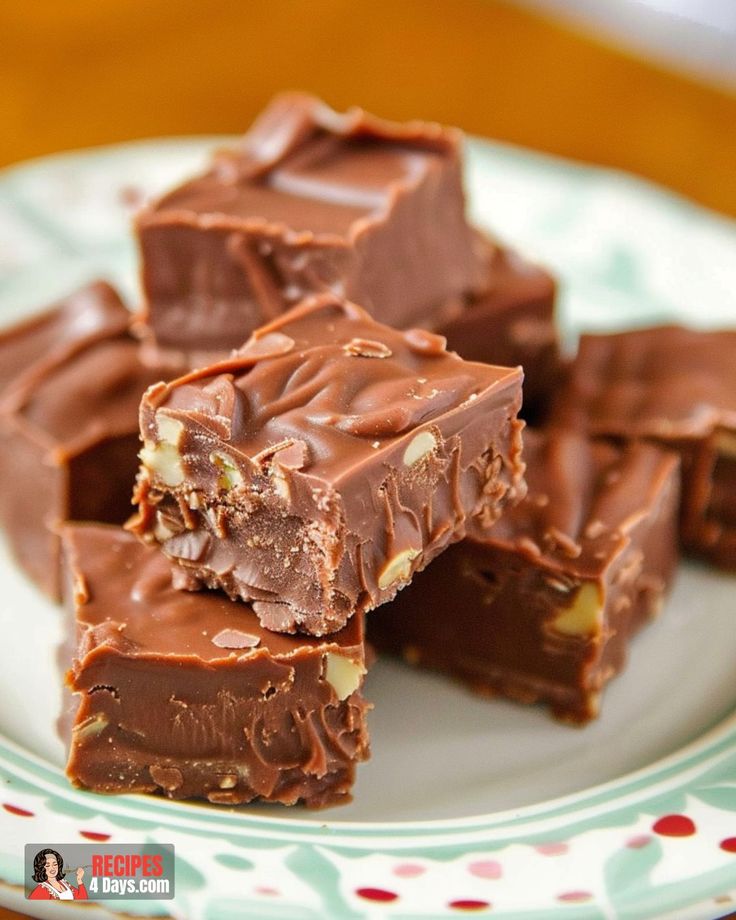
[251,438,310,501]
[217,774,238,789]
[72,712,109,742]
[403,430,437,467]
[157,414,184,446]
[378,547,420,590]
[552,582,603,636]
[211,628,261,650]
[206,790,241,804]
[271,471,290,501]
[154,511,179,543]
[324,653,366,700]
[140,414,185,487]
[343,337,392,358]
[211,451,244,490]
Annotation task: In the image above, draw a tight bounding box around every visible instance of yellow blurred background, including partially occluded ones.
[1,0,735,216]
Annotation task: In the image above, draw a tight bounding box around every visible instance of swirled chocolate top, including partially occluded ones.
[141,294,522,493]
[486,428,680,578]
[0,280,130,402]
[555,325,736,439]
[135,295,524,634]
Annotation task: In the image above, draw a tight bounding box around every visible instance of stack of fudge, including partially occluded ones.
[0,93,733,808]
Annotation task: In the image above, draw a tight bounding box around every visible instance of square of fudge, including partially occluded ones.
[0,283,163,598]
[553,325,736,569]
[368,429,680,723]
[132,295,525,636]
[135,92,486,358]
[61,524,370,808]
[0,280,129,397]
[433,235,560,422]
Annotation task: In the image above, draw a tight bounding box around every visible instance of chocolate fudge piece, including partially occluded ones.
[137,231,561,425]
[0,284,163,598]
[0,280,130,397]
[433,237,559,421]
[132,295,525,636]
[553,325,736,569]
[369,430,680,723]
[62,524,370,808]
[135,92,486,358]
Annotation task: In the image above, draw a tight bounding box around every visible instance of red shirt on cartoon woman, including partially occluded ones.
[29,848,88,900]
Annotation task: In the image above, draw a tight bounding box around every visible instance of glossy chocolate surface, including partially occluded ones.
[137,231,560,426]
[0,280,129,398]
[0,283,162,597]
[132,295,525,635]
[434,237,559,420]
[62,525,370,807]
[369,429,680,723]
[136,92,486,355]
[554,325,736,568]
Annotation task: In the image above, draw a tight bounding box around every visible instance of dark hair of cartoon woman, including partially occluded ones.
[32,848,66,883]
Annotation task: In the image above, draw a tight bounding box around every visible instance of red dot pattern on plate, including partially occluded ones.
[468,859,502,879]
[2,803,33,817]
[720,838,736,853]
[448,899,491,911]
[393,863,425,878]
[254,886,279,896]
[535,842,568,856]
[626,834,653,849]
[79,831,111,841]
[557,891,593,903]
[652,815,696,837]
[356,887,399,903]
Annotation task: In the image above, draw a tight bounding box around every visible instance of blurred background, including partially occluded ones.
[1,0,735,215]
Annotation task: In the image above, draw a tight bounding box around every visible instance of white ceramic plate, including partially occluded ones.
[0,137,735,920]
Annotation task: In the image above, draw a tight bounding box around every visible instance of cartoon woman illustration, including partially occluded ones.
[29,848,88,900]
